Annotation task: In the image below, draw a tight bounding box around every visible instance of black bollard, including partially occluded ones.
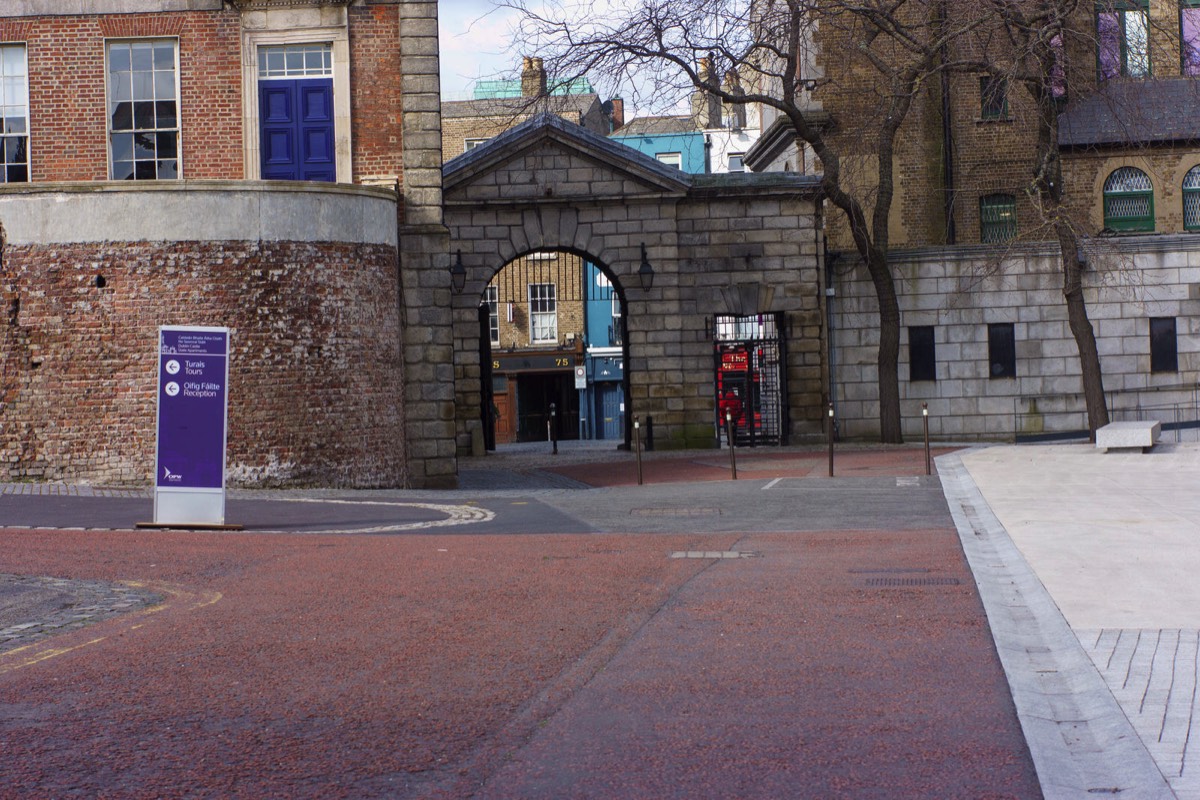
[633,416,644,485]
[827,402,835,478]
[923,402,930,476]
[726,412,738,480]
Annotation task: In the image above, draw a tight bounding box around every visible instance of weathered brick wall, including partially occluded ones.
[816,3,1200,249]
[1,239,405,487]
[349,3,405,183]
[442,113,534,162]
[813,6,947,251]
[488,253,586,349]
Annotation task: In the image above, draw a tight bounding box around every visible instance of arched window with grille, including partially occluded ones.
[1184,166,1200,231]
[1103,167,1155,232]
[979,194,1017,243]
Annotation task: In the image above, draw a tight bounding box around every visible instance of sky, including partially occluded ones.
[439,1,527,101]
[437,1,681,114]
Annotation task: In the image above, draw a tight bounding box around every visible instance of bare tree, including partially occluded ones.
[950,2,1105,432]
[503,0,990,443]
[959,0,1189,433]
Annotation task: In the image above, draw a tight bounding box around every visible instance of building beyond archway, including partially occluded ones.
[439,114,827,459]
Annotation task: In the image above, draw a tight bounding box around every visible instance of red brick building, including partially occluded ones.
[0,0,408,185]
[0,1,456,488]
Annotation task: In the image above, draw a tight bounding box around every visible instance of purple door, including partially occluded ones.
[259,78,335,181]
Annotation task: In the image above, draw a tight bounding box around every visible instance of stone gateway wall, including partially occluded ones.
[0,182,405,487]
[831,236,1200,441]
[443,116,827,454]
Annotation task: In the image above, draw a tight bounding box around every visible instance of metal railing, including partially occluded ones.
[1014,383,1200,443]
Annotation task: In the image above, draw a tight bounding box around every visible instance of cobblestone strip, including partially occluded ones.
[1080,628,1200,800]
[0,484,149,498]
[0,574,162,653]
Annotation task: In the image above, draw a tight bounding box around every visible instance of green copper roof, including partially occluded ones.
[472,76,596,100]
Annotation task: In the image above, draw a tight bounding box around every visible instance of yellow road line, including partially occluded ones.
[0,581,221,675]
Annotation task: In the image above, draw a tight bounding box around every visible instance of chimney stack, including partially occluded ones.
[607,98,625,132]
[692,56,722,128]
[522,56,547,97]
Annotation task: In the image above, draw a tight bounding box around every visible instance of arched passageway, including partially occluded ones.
[476,250,631,450]
[438,113,825,463]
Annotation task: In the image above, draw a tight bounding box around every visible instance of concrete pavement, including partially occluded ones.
[940,443,1200,800]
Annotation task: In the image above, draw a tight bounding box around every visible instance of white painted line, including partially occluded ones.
[762,478,784,491]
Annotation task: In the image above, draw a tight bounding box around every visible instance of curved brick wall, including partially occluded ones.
[0,183,405,488]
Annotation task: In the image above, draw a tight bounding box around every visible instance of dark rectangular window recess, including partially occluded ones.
[988,323,1017,378]
[979,76,1008,120]
[908,325,937,382]
[1150,317,1178,373]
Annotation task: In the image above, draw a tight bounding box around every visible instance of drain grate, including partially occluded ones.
[848,568,931,575]
[633,508,721,517]
[862,576,962,587]
[670,551,756,559]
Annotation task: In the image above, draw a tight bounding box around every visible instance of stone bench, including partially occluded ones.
[1096,420,1161,452]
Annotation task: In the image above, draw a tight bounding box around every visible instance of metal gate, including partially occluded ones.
[713,312,788,446]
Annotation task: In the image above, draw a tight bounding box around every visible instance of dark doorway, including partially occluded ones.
[516,372,580,442]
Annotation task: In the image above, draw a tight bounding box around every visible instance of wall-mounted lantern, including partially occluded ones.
[450,249,467,293]
[638,243,654,291]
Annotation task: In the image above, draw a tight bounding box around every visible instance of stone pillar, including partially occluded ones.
[399,0,457,488]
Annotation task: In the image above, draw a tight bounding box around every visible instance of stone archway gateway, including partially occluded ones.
[436,114,828,464]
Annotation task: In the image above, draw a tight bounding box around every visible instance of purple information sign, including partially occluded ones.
[156,328,229,491]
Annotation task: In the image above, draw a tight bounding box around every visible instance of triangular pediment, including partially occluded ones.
[443,113,692,203]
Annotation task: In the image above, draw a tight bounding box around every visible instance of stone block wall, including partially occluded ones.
[444,117,826,453]
[832,236,1200,441]
[672,188,826,445]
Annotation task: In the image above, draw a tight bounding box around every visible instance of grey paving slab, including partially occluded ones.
[957,442,1200,799]
[1079,627,1200,799]
[938,450,1173,799]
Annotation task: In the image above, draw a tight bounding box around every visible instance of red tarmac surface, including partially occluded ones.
[0,449,1041,799]
[547,447,961,487]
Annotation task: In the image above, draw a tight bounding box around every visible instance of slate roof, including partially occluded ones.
[443,113,692,190]
[1058,78,1200,148]
[610,116,699,137]
[443,113,821,198]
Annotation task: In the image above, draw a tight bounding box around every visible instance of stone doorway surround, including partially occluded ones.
[438,114,828,457]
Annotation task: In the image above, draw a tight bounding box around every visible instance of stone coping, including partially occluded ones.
[0,180,398,247]
[0,179,396,201]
